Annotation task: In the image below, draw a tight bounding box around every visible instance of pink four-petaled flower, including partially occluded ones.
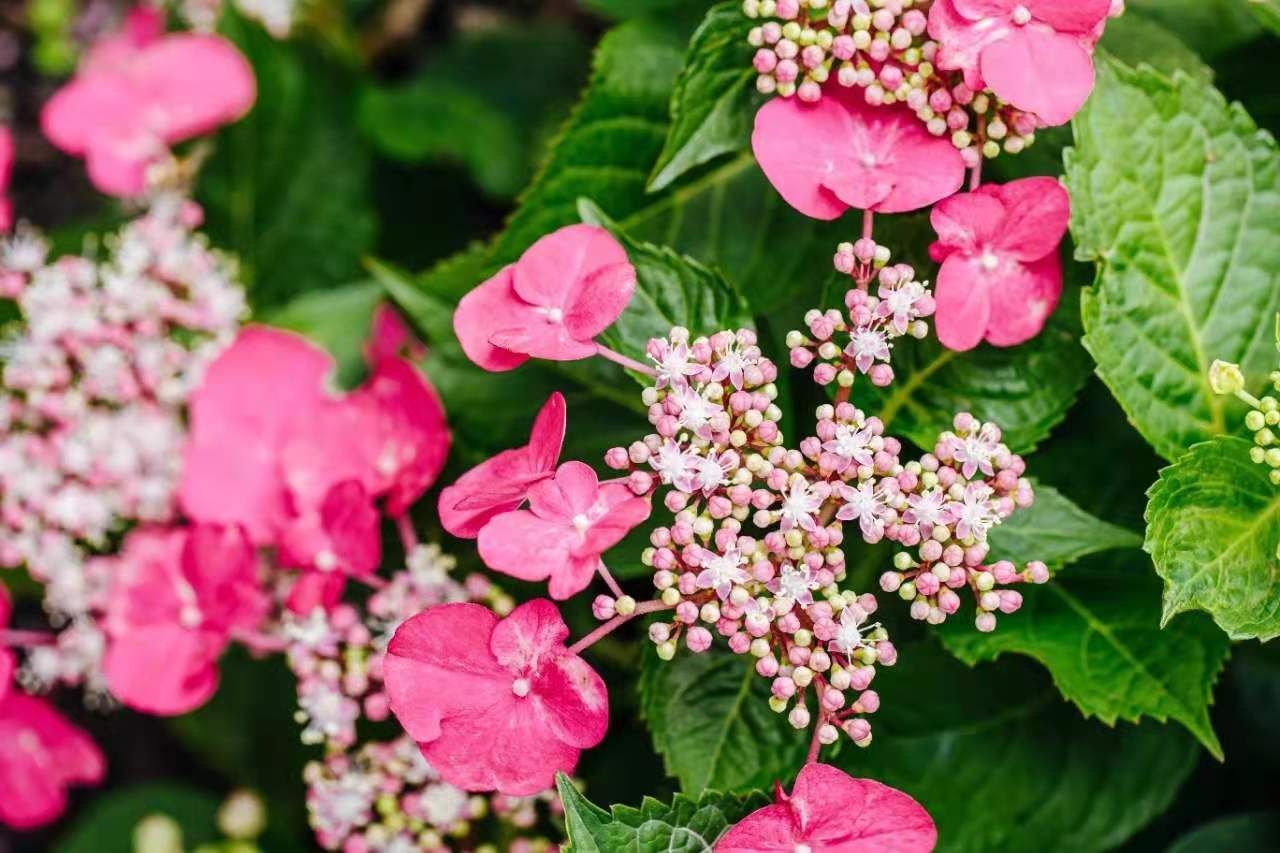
[477,461,651,600]
[40,6,256,196]
[715,762,936,852]
[928,0,1112,126]
[929,177,1069,352]
[0,691,106,830]
[383,600,609,796]
[455,225,637,371]
[752,89,966,220]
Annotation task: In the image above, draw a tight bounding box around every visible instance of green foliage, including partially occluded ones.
[358,23,589,199]
[1145,436,1280,641]
[648,2,759,192]
[56,784,221,853]
[986,481,1142,568]
[847,640,1201,853]
[1126,0,1264,59]
[1251,0,1280,34]
[940,554,1230,759]
[557,773,766,852]
[200,11,377,309]
[1167,813,1280,852]
[1068,59,1280,460]
[1098,14,1214,82]
[638,647,808,794]
[581,200,752,371]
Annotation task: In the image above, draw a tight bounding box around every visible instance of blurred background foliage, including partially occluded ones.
[1,0,1280,850]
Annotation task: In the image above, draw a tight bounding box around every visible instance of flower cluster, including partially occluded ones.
[1210,325,1280,487]
[744,0,1122,163]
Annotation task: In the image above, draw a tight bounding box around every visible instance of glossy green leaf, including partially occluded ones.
[1167,812,1280,852]
[638,647,807,794]
[1145,436,1280,641]
[200,11,376,309]
[1125,0,1263,59]
[1067,60,1280,460]
[987,481,1142,568]
[648,2,759,192]
[847,641,1201,853]
[557,773,766,852]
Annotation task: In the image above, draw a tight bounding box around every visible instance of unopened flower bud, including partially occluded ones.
[1208,360,1246,395]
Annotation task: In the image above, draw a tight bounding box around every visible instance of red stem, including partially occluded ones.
[595,342,657,376]
[597,563,625,599]
[395,513,418,553]
[805,710,826,765]
[568,599,674,656]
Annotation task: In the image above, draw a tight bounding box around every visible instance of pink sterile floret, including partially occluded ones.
[478,461,652,600]
[438,391,566,539]
[383,599,608,796]
[0,126,13,231]
[929,176,1069,352]
[716,763,937,852]
[39,6,256,196]
[928,0,1112,126]
[454,224,637,370]
[752,87,966,220]
[0,691,106,830]
[101,523,269,715]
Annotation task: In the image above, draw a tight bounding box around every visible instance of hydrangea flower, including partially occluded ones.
[383,600,608,796]
[438,392,566,538]
[0,691,106,830]
[928,0,1112,125]
[715,762,936,852]
[752,87,966,219]
[478,461,652,600]
[929,177,1069,351]
[100,523,268,715]
[39,6,256,196]
[454,225,636,370]
[0,127,12,232]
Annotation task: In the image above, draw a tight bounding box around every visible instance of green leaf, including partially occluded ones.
[265,280,382,389]
[847,640,1201,853]
[639,647,807,794]
[648,2,760,192]
[1167,813,1280,852]
[1097,14,1213,82]
[200,11,376,309]
[581,0,705,19]
[1145,436,1280,641]
[1125,0,1263,59]
[987,481,1142,568]
[939,554,1230,759]
[557,773,767,852]
[1252,0,1280,34]
[56,784,221,853]
[854,268,1092,455]
[1067,59,1280,460]
[580,199,752,371]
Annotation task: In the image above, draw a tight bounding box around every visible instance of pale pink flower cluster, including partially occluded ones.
[0,198,244,639]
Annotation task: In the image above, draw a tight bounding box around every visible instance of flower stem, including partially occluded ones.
[861,209,875,242]
[568,599,673,656]
[597,563,625,599]
[595,342,657,377]
[0,629,56,647]
[805,711,826,765]
[968,160,983,191]
[231,628,289,654]
[395,513,419,554]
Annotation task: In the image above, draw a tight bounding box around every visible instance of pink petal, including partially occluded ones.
[438,393,564,538]
[383,604,508,744]
[285,571,347,615]
[716,804,798,851]
[988,177,1070,261]
[792,764,936,850]
[752,96,856,220]
[181,326,335,543]
[453,266,532,372]
[531,652,610,750]
[577,495,651,556]
[928,0,1009,75]
[487,321,599,362]
[279,399,376,512]
[476,511,569,586]
[930,189,1007,254]
[489,599,571,672]
[180,523,266,631]
[0,127,13,231]
[364,303,424,366]
[0,580,10,629]
[319,480,382,577]
[512,224,629,311]
[934,254,994,352]
[952,0,1017,18]
[563,262,637,341]
[0,693,105,830]
[40,76,138,156]
[1026,0,1112,33]
[529,461,600,520]
[980,26,1095,126]
[123,35,256,144]
[103,623,223,715]
[545,556,601,601]
[984,252,1062,347]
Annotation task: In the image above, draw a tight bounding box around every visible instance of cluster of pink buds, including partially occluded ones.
[877,413,1047,630]
[0,196,243,632]
[305,735,559,853]
[743,0,1039,164]
[787,263,934,390]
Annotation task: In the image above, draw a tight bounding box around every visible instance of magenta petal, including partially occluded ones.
[1026,0,1112,33]
[0,693,105,830]
[453,266,532,372]
[716,804,798,851]
[122,35,256,143]
[792,764,937,850]
[951,0,1017,18]
[488,322,599,362]
[752,96,855,220]
[563,262,637,341]
[320,480,382,577]
[532,654,609,749]
[104,623,222,715]
[364,303,422,366]
[285,571,347,615]
[534,461,600,518]
[988,177,1070,261]
[930,190,1006,254]
[578,496,651,556]
[985,253,1062,347]
[513,224,630,310]
[477,511,567,586]
[489,599,571,671]
[981,27,1095,126]
[528,392,568,470]
[934,255,994,352]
